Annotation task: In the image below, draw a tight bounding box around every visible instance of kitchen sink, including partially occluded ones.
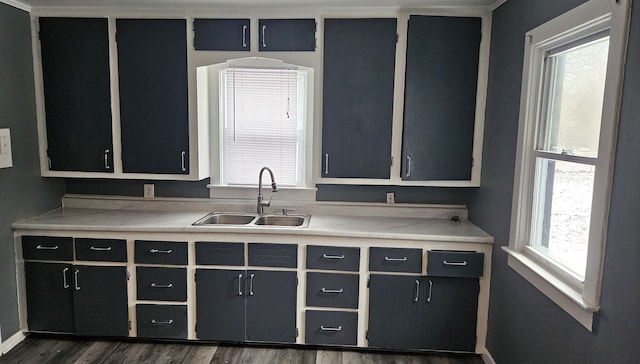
[192,213,255,225]
[193,212,310,228]
[254,215,307,227]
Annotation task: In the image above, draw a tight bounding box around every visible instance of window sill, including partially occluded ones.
[207,184,317,202]
[502,246,599,331]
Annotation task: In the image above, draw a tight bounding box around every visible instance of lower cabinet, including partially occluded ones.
[24,262,129,336]
[368,274,479,352]
[136,304,188,339]
[196,269,297,343]
[305,310,357,346]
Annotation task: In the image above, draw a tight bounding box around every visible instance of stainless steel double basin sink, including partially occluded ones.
[193,212,310,228]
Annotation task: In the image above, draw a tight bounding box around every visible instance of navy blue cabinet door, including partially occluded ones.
[24,262,75,333]
[116,19,190,174]
[258,19,316,51]
[39,17,113,172]
[195,269,246,341]
[194,19,250,51]
[322,18,397,179]
[402,16,481,181]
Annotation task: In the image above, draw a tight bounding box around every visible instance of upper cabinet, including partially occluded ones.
[401,15,482,181]
[258,19,316,51]
[321,18,397,179]
[194,18,250,51]
[116,19,190,175]
[39,17,113,173]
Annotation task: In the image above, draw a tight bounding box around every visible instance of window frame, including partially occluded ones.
[505,0,630,331]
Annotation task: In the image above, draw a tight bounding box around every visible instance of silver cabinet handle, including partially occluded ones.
[104,149,110,170]
[427,279,433,303]
[249,273,255,296]
[414,279,420,302]
[321,288,344,294]
[324,153,329,175]
[405,156,412,178]
[150,283,173,288]
[443,260,468,266]
[242,25,247,48]
[322,253,344,260]
[74,268,80,291]
[237,273,243,296]
[151,319,173,325]
[320,325,342,332]
[262,25,267,48]
[36,244,59,250]
[150,249,172,254]
[181,150,186,172]
[90,246,112,251]
[384,256,407,262]
[62,267,69,289]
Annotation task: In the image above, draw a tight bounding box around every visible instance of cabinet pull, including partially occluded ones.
[237,273,243,296]
[324,153,329,175]
[443,260,468,266]
[150,283,173,288]
[36,244,59,250]
[104,149,110,170]
[151,319,173,325]
[249,273,255,296]
[74,268,80,291]
[384,256,407,262]
[320,325,342,332]
[322,253,344,260]
[262,25,267,48]
[405,156,412,178]
[321,288,344,294]
[242,25,247,48]
[149,249,173,254]
[427,279,433,303]
[181,150,186,172]
[62,267,69,289]
[90,246,112,251]
[414,279,420,302]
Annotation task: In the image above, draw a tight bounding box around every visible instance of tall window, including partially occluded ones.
[507,0,629,330]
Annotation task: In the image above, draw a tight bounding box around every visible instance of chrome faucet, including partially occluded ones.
[257,167,278,214]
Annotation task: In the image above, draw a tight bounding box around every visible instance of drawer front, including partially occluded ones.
[136,304,187,339]
[22,236,73,261]
[427,250,484,278]
[306,245,360,272]
[306,272,359,309]
[196,242,244,266]
[75,238,127,262]
[305,310,357,346]
[369,247,422,273]
[135,241,188,265]
[248,243,297,268]
[136,267,187,302]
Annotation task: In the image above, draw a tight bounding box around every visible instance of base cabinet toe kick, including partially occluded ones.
[16,234,491,354]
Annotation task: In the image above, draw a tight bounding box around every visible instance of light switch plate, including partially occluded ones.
[0,128,12,169]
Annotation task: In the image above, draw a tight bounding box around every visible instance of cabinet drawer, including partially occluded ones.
[136,304,187,339]
[22,236,73,261]
[306,246,360,272]
[369,247,422,273]
[305,310,357,346]
[134,241,187,265]
[248,243,297,268]
[136,267,187,302]
[427,251,484,278]
[75,238,127,262]
[196,242,244,266]
[306,272,359,309]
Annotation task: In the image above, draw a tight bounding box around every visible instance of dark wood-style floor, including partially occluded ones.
[0,335,485,364]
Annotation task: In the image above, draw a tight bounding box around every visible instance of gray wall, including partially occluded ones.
[469,0,640,362]
[0,3,65,341]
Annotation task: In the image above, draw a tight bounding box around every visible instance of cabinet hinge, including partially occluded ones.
[390,156,394,167]
[128,320,132,331]
[366,331,369,341]
[126,270,130,281]
[296,328,299,337]
[367,278,370,288]
[396,33,399,43]
[471,157,475,167]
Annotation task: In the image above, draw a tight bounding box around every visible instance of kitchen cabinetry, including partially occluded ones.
[321,18,397,179]
[194,19,250,51]
[401,15,482,181]
[116,19,190,174]
[38,17,113,173]
[258,19,316,51]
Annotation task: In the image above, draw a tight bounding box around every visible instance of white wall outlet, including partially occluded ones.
[386,192,395,204]
[0,128,13,169]
[144,184,154,198]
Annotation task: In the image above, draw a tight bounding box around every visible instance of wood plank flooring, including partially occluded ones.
[0,335,485,364]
